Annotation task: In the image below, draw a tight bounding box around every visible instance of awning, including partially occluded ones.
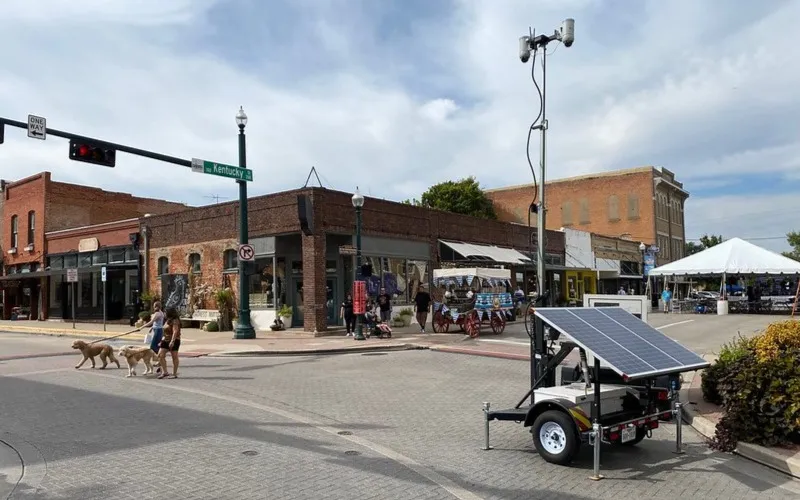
[0,271,51,281]
[439,240,531,265]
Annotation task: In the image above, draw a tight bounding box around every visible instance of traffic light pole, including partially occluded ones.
[1,115,195,324]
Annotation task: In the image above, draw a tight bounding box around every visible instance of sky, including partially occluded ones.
[1,0,799,253]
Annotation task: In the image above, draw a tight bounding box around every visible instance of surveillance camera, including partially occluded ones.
[559,18,574,47]
[519,36,531,63]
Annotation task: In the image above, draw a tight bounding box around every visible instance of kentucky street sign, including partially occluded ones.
[27,114,46,140]
[339,245,357,256]
[238,243,255,262]
[191,158,253,182]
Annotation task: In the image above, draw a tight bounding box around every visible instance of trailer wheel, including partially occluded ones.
[532,410,580,465]
[619,426,648,446]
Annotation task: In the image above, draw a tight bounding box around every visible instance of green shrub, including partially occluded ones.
[398,307,414,316]
[278,304,293,317]
[138,311,152,322]
[206,320,219,332]
[708,322,800,451]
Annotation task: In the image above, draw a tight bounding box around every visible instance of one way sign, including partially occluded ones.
[27,114,46,140]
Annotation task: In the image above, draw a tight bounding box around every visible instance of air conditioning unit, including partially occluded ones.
[24,244,34,252]
[7,248,17,255]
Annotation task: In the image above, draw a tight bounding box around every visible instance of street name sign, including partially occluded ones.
[27,114,46,140]
[67,268,78,282]
[339,245,357,256]
[238,244,255,262]
[191,158,253,182]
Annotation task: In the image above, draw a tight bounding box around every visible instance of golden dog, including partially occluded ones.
[71,340,120,370]
[118,345,155,377]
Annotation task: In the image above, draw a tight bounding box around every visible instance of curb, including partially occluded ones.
[0,325,144,341]
[429,345,530,361]
[680,388,800,479]
[209,343,427,357]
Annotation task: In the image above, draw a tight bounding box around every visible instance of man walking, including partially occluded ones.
[377,287,392,323]
[414,284,432,333]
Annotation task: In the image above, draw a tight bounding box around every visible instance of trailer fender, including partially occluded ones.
[523,398,593,433]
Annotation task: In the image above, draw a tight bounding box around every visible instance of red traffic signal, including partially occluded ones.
[69,139,116,167]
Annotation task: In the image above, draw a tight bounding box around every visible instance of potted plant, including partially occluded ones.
[278,304,293,327]
[398,307,414,326]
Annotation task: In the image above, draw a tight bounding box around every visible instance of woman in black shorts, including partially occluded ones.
[157,309,182,379]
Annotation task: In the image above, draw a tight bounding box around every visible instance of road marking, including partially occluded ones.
[475,339,530,346]
[656,320,694,330]
[81,369,483,500]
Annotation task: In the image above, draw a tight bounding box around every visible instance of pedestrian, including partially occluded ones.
[661,287,672,313]
[157,308,181,379]
[618,286,627,295]
[138,301,165,374]
[340,292,355,336]
[377,287,392,323]
[413,284,431,333]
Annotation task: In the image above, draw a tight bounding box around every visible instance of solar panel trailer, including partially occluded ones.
[481,305,710,480]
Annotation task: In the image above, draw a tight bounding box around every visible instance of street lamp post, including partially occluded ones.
[352,187,366,341]
[234,106,255,339]
[639,242,647,295]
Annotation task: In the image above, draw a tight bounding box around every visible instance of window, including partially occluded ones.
[27,211,35,245]
[561,201,573,226]
[189,253,201,273]
[92,250,107,265]
[157,257,169,276]
[64,254,77,268]
[384,258,408,302]
[125,247,138,262]
[48,255,63,270]
[109,248,126,263]
[249,258,274,309]
[80,272,92,308]
[627,194,640,219]
[223,249,237,270]
[78,253,92,268]
[578,198,590,224]
[10,215,18,248]
[607,195,619,221]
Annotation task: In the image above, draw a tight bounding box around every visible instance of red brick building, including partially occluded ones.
[485,166,689,266]
[141,187,566,333]
[0,172,187,320]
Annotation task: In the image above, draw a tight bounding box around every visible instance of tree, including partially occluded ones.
[782,231,800,261]
[699,234,724,248]
[404,177,497,220]
[685,241,703,256]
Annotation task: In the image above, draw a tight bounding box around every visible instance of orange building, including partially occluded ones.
[485,166,689,266]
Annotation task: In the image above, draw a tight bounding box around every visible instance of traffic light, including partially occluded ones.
[68,139,116,167]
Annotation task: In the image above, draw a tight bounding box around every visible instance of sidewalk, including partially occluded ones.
[680,357,800,479]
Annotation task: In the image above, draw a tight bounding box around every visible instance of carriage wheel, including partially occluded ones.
[432,313,450,333]
[490,312,506,334]
[524,303,536,339]
[465,311,481,338]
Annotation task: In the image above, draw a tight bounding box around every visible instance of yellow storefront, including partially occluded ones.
[565,270,597,304]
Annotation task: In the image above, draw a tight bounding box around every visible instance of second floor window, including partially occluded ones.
[189,253,201,273]
[27,211,35,245]
[158,256,169,276]
[223,249,237,270]
[10,215,18,248]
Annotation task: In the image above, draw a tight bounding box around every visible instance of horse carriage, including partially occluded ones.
[431,268,514,338]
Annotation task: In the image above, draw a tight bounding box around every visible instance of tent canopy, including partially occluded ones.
[649,237,800,276]
[433,267,511,280]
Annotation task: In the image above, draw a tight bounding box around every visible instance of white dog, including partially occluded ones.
[118,345,155,377]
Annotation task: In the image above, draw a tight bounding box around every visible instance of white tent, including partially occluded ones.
[433,268,511,280]
[649,237,800,276]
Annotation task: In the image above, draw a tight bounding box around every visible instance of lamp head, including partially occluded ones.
[351,186,365,208]
[235,106,248,127]
[639,242,647,252]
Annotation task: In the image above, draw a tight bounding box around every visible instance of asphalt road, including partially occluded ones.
[0,333,798,499]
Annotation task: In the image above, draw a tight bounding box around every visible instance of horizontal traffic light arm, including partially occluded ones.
[0,117,191,168]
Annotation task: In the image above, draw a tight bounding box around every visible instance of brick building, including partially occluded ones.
[0,172,187,320]
[141,187,566,333]
[485,167,689,267]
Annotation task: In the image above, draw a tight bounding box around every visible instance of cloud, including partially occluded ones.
[1,0,798,252]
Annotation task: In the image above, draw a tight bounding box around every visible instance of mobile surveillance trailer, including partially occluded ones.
[481,300,709,480]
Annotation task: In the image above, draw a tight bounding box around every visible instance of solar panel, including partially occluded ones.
[534,307,709,379]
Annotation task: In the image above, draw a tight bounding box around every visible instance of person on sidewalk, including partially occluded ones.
[138,301,165,374]
[157,309,181,379]
[661,287,673,313]
[413,285,431,333]
[340,292,355,336]
[377,287,392,323]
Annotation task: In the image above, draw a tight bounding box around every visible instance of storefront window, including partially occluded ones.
[357,256,382,297]
[64,254,77,268]
[79,253,93,268]
[49,256,63,270]
[383,258,408,303]
[95,272,104,307]
[81,273,93,307]
[249,258,275,309]
[93,250,107,265]
[276,257,286,306]
[406,260,429,296]
[326,260,337,273]
[109,248,126,264]
[126,247,138,263]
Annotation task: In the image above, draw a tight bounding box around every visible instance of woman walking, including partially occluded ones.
[340,292,355,336]
[158,309,182,379]
[138,301,165,374]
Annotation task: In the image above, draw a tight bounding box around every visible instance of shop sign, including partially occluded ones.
[353,281,367,314]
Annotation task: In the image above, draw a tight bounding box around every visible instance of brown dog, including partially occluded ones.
[118,345,155,377]
[71,340,120,370]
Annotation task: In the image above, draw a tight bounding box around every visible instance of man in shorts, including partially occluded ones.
[414,285,432,333]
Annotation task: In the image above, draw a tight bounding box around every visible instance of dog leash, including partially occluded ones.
[87,328,142,345]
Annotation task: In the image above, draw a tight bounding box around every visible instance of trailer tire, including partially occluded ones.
[532,410,580,465]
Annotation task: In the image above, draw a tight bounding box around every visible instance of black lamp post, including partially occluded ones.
[233,106,255,339]
[639,242,647,295]
[352,187,366,341]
